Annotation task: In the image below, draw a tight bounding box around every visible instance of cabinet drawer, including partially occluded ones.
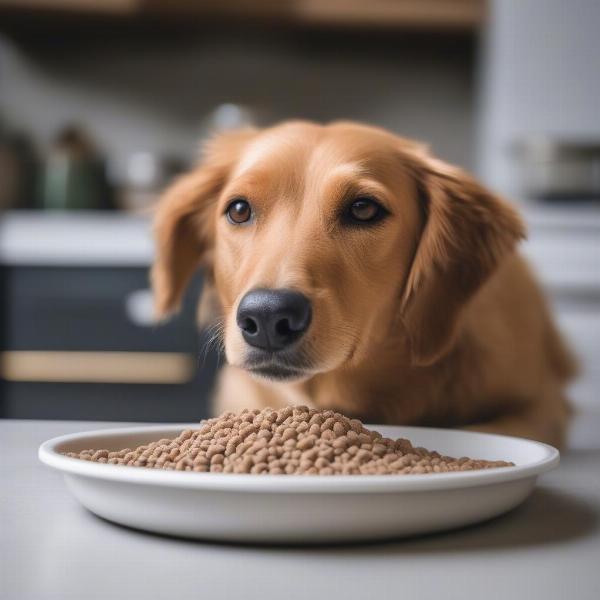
[1,266,203,352]
[1,377,215,422]
[0,265,220,420]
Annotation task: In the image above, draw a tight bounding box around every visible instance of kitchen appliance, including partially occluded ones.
[40,125,114,211]
[514,137,600,201]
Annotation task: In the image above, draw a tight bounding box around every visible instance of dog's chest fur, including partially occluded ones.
[213,330,508,429]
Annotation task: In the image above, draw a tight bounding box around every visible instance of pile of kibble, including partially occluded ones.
[65,406,513,475]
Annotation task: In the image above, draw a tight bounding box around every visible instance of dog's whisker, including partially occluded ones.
[198,318,226,369]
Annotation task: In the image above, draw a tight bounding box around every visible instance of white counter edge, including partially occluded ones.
[0,211,155,267]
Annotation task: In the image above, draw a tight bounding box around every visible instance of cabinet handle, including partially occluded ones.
[125,288,157,327]
[0,351,196,384]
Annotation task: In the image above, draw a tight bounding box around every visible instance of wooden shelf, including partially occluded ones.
[0,0,485,30]
[0,0,139,15]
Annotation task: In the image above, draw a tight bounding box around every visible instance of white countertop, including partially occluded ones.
[0,211,154,267]
[1,416,599,600]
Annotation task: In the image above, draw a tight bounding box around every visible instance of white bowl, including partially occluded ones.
[39,424,559,543]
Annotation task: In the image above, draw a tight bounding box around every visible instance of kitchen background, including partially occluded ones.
[0,1,598,427]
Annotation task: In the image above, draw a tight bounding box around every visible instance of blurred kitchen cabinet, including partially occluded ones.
[0,0,485,30]
[0,266,219,422]
[522,206,600,413]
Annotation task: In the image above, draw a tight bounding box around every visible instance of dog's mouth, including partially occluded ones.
[248,364,308,381]
[242,350,313,382]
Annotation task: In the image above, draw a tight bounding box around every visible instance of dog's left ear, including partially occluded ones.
[151,167,221,321]
[400,155,526,366]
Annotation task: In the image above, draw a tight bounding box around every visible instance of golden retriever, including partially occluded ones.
[152,121,575,447]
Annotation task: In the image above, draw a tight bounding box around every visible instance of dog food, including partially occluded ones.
[65,406,513,475]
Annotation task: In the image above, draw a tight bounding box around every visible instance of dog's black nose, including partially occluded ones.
[237,288,312,351]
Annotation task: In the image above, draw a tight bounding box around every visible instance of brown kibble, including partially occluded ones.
[253,448,269,464]
[240,456,254,473]
[372,443,387,456]
[297,435,317,450]
[346,430,359,442]
[250,463,268,474]
[235,441,251,456]
[301,448,319,461]
[356,449,371,463]
[358,433,371,445]
[296,421,310,433]
[347,419,361,433]
[276,406,293,424]
[321,417,336,431]
[319,447,335,461]
[309,414,324,426]
[332,436,348,449]
[308,423,321,436]
[65,407,513,476]
[206,444,226,459]
[282,428,297,442]
[332,421,346,437]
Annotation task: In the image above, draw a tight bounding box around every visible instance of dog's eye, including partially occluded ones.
[226,198,252,224]
[345,197,387,225]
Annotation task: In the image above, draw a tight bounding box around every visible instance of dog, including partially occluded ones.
[151,120,575,447]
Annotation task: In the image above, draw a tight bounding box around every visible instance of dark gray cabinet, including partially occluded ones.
[0,265,220,421]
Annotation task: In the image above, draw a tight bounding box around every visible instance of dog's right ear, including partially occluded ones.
[151,128,256,320]
[399,154,526,366]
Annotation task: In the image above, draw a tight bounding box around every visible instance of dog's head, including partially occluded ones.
[152,121,525,381]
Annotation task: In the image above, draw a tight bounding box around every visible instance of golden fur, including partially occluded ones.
[152,121,575,447]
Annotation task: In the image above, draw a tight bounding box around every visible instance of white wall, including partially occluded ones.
[479,0,600,197]
[0,29,475,182]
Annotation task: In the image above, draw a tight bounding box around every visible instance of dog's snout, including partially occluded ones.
[237,289,312,351]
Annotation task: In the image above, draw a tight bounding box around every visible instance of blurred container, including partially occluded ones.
[119,152,185,213]
[118,103,255,213]
[515,137,600,201]
[40,125,114,211]
[0,126,38,211]
[206,103,255,132]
